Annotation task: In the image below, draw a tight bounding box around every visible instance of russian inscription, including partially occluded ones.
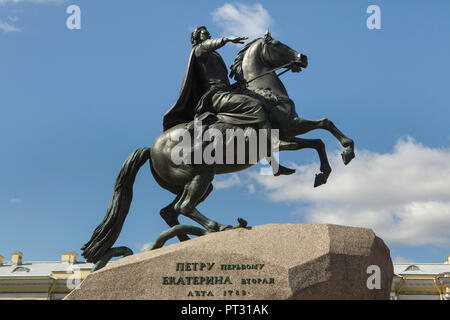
[162,261,275,297]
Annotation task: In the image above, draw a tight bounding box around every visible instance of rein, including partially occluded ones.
[244,62,293,85]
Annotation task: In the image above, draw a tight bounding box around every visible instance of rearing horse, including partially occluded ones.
[231,31,355,186]
[81,32,355,270]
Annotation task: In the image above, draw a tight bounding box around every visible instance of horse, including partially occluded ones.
[230,31,355,183]
[81,32,355,270]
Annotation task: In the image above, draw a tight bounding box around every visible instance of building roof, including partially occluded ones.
[394,263,450,276]
[0,261,94,278]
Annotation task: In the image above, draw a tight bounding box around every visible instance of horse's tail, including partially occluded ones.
[81,147,151,263]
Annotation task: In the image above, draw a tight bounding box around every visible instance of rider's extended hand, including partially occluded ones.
[226,36,248,44]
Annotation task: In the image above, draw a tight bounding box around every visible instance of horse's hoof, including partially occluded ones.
[217,218,248,231]
[274,166,296,176]
[314,173,328,188]
[341,148,355,165]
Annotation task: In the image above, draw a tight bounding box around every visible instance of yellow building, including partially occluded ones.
[0,252,93,300]
[391,255,450,300]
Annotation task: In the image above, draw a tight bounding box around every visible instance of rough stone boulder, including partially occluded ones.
[65,224,393,300]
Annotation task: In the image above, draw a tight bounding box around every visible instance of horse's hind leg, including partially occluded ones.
[160,183,214,241]
[174,166,231,232]
[160,195,190,242]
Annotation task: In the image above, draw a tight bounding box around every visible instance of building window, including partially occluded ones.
[404,265,420,272]
[12,267,30,273]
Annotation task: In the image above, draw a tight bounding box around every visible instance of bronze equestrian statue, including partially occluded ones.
[81,28,355,271]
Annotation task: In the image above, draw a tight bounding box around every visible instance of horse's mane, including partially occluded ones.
[229,38,261,83]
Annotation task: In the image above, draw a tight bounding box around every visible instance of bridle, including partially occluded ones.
[244,62,294,85]
[243,40,302,85]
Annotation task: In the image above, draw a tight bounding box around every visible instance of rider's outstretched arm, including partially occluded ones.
[194,37,247,58]
[194,38,228,57]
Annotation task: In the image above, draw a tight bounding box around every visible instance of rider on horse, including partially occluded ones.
[163,26,295,176]
[81,28,355,271]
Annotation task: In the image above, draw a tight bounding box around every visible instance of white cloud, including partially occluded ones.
[0,20,20,32]
[0,0,66,32]
[9,198,21,204]
[0,0,66,4]
[392,256,414,264]
[212,3,273,39]
[213,173,241,190]
[249,137,450,247]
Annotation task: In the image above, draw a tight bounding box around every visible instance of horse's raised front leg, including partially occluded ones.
[284,117,355,165]
[322,119,355,165]
[280,137,332,187]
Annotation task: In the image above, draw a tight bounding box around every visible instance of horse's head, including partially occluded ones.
[230,31,308,84]
[260,31,308,72]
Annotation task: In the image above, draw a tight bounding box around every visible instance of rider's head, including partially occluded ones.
[191,26,210,47]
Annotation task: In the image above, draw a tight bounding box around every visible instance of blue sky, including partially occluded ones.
[1,0,449,264]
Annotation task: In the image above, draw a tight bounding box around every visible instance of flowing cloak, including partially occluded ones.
[163,43,267,132]
[163,49,202,132]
